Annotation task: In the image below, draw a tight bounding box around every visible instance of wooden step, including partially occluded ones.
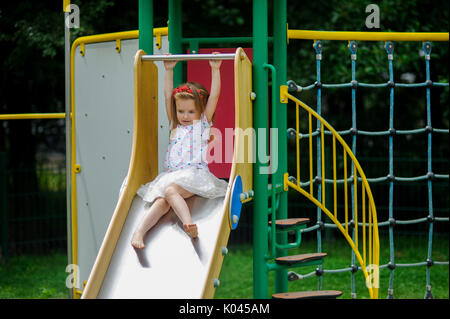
[275,253,327,266]
[272,290,343,299]
[268,218,310,230]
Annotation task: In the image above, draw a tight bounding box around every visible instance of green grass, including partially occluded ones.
[0,234,448,299]
[215,233,449,299]
[0,253,69,299]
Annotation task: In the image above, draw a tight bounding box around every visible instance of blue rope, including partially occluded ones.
[313,40,324,291]
[385,40,397,299]
[349,41,358,298]
[424,41,435,299]
[288,126,448,138]
[290,81,448,91]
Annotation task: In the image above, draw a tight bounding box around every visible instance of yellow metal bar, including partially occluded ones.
[72,28,168,56]
[286,179,375,299]
[362,182,366,266]
[283,172,289,191]
[333,135,337,219]
[354,167,358,249]
[73,28,167,46]
[344,150,348,234]
[369,203,372,269]
[79,43,85,56]
[308,113,313,196]
[283,91,380,299]
[115,39,121,53]
[280,85,288,104]
[296,103,300,187]
[63,0,70,12]
[0,113,65,120]
[373,215,379,299]
[288,29,449,42]
[321,122,325,206]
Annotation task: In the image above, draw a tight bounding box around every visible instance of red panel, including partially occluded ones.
[187,48,253,178]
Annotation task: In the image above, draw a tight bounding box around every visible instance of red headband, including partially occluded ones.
[172,85,203,98]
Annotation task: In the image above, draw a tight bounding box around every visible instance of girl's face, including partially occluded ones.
[175,98,201,126]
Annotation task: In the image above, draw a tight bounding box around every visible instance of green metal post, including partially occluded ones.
[139,0,153,54]
[168,0,183,86]
[273,0,288,294]
[253,0,269,299]
[188,40,199,54]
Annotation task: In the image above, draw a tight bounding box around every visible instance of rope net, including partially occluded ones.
[286,39,449,299]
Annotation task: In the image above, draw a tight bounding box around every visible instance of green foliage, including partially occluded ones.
[284,0,448,168]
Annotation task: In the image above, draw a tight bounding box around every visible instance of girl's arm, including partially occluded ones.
[164,58,177,126]
[204,52,222,123]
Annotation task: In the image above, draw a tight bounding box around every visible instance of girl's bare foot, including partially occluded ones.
[183,224,198,238]
[131,231,145,249]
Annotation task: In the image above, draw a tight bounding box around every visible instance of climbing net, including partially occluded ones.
[286,39,449,298]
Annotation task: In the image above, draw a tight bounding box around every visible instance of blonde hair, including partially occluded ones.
[171,82,211,127]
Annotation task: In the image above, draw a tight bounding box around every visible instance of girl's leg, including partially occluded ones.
[131,197,171,249]
[164,183,197,238]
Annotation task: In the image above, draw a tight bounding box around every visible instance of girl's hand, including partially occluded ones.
[164,54,178,70]
[209,51,222,69]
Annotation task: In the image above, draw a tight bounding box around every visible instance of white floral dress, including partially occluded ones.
[137,113,229,204]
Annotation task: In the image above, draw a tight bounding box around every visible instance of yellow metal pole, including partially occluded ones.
[344,150,348,234]
[296,103,300,187]
[362,182,366,265]
[333,135,337,219]
[354,168,358,249]
[0,113,65,120]
[321,122,325,206]
[285,178,375,299]
[369,204,372,269]
[283,90,380,298]
[308,113,313,196]
[63,0,70,12]
[288,29,449,42]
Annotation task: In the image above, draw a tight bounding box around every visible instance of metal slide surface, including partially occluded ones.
[97,194,227,298]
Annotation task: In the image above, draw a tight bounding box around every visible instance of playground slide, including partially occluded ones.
[97,192,228,298]
[81,48,253,298]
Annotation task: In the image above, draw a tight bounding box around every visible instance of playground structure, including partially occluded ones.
[80,47,253,298]
[0,0,448,299]
[68,1,450,299]
[284,36,449,299]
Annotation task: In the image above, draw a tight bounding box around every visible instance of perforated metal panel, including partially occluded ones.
[74,35,169,285]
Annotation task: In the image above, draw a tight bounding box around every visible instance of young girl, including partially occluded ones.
[131,53,229,249]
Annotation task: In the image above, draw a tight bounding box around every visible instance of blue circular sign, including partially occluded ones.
[229,175,243,230]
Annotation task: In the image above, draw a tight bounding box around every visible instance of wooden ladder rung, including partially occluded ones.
[272,290,343,299]
[275,253,327,266]
[268,218,310,229]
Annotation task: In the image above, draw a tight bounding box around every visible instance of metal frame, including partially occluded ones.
[141,53,236,61]
[287,29,449,42]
